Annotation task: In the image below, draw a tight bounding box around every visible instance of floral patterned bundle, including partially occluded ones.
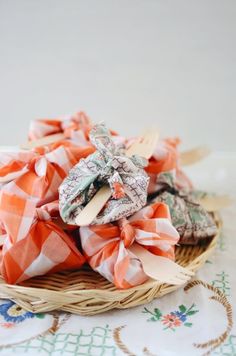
[0,110,217,288]
[59,124,150,225]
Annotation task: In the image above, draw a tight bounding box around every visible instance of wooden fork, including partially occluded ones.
[21,133,65,150]
[75,130,159,226]
[198,195,233,212]
[129,243,194,285]
[18,133,211,167]
[180,146,210,166]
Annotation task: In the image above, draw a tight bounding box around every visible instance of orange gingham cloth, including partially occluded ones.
[28,111,92,143]
[80,202,179,289]
[28,111,123,155]
[146,138,193,194]
[0,145,94,205]
[0,145,95,284]
[0,195,85,284]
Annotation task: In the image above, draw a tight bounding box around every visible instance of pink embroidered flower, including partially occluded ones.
[162,313,182,328]
[1,322,15,328]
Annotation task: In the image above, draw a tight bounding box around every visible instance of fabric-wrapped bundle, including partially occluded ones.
[59,124,150,225]
[146,138,192,194]
[0,194,85,284]
[0,145,94,204]
[0,110,217,287]
[80,202,179,289]
[28,111,122,155]
[0,145,95,283]
[152,171,218,245]
[28,111,92,144]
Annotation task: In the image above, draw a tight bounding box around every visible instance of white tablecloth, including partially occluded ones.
[0,153,235,356]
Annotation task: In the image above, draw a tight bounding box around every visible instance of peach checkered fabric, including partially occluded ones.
[0,194,85,284]
[28,111,92,142]
[80,202,179,289]
[0,145,94,205]
[0,145,95,284]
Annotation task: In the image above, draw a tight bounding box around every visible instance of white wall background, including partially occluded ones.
[0,0,235,150]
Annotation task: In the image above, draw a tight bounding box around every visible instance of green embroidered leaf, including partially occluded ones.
[149,317,157,322]
[154,308,162,320]
[186,310,198,316]
[179,305,187,313]
[184,322,193,327]
[142,307,149,314]
[36,313,45,319]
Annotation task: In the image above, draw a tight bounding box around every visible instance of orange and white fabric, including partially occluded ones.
[0,193,85,284]
[80,202,179,289]
[28,111,92,143]
[146,138,192,194]
[28,111,124,154]
[0,145,94,205]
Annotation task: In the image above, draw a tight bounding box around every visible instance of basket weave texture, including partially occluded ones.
[0,215,220,316]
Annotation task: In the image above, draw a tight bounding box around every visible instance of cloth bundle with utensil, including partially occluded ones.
[59,124,150,225]
[0,110,218,287]
[80,202,179,289]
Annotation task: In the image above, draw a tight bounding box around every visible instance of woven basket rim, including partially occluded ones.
[0,213,221,315]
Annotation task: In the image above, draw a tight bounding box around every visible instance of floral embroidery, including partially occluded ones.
[212,271,230,296]
[0,301,44,326]
[1,322,15,328]
[143,304,199,331]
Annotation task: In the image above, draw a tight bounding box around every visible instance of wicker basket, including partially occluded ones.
[0,214,220,316]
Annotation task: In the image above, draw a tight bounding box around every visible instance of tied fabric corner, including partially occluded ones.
[28,111,92,142]
[59,123,150,225]
[79,202,180,289]
[0,145,94,206]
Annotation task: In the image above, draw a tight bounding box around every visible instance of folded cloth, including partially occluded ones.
[33,139,94,155]
[0,145,94,205]
[0,193,85,284]
[80,202,179,289]
[152,172,218,245]
[146,138,192,194]
[28,111,92,142]
[28,111,125,155]
[59,123,150,225]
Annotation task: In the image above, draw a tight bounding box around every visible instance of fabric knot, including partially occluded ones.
[80,202,180,289]
[118,218,136,247]
[59,124,150,225]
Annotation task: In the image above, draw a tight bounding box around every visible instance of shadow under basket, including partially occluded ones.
[0,214,221,316]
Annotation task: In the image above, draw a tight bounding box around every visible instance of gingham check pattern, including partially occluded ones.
[28,111,92,141]
[0,145,94,205]
[0,194,85,284]
[0,145,94,283]
[80,202,179,289]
